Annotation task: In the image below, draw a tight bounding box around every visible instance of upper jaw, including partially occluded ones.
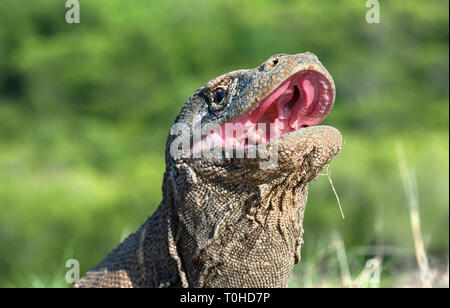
[198,54,336,151]
[232,52,335,124]
[224,69,335,147]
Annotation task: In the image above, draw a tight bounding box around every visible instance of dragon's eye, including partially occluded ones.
[214,88,226,103]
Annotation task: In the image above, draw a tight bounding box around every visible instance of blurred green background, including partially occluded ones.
[0,0,448,287]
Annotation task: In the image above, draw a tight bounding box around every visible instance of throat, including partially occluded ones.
[170,174,309,287]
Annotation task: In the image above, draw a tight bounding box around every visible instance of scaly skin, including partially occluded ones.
[75,53,342,288]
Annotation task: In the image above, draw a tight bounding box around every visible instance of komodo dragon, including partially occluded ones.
[75,52,342,288]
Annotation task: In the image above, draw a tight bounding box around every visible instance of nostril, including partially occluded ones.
[267,59,279,67]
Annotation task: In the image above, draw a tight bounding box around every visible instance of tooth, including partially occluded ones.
[260,135,268,144]
[319,100,328,113]
[243,120,254,128]
[274,118,285,131]
[281,119,289,132]
[247,132,260,145]
[290,119,299,129]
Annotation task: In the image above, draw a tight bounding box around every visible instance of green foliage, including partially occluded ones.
[0,0,448,287]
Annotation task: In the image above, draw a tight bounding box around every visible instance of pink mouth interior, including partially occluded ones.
[199,70,334,150]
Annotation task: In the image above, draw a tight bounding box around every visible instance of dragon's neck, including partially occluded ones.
[162,168,309,287]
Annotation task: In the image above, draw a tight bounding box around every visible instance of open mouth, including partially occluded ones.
[200,70,334,150]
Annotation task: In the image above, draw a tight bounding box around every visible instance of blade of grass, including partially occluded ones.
[396,141,433,288]
[331,231,352,287]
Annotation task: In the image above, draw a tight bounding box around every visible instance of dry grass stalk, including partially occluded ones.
[396,141,433,288]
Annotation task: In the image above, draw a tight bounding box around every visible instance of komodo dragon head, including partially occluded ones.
[164,53,342,287]
[75,52,342,288]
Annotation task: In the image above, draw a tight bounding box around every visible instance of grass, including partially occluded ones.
[0,119,447,287]
[288,140,449,288]
[397,141,432,288]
